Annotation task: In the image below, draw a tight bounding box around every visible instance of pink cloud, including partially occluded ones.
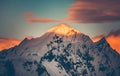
[24,12,61,23]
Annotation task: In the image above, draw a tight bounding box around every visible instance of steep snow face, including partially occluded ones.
[38,35,120,76]
[0,24,120,76]
[48,23,81,36]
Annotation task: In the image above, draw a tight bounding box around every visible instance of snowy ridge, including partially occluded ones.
[0,24,120,76]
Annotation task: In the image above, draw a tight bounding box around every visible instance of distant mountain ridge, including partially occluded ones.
[0,24,120,76]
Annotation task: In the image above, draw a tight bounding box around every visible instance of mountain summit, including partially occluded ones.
[0,23,120,76]
[48,23,81,36]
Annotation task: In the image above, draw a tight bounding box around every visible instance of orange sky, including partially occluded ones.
[0,38,21,51]
[106,35,120,54]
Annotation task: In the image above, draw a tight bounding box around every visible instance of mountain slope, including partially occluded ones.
[0,24,120,76]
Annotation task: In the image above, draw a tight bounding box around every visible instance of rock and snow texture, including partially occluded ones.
[0,23,120,76]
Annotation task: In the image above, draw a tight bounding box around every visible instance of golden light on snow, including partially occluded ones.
[48,23,81,36]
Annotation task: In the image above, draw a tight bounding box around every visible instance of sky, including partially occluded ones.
[0,0,120,39]
[0,0,120,53]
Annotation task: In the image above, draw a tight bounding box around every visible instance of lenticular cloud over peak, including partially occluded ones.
[66,0,120,23]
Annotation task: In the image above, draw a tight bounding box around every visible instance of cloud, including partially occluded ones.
[66,0,120,23]
[92,29,120,54]
[107,29,120,37]
[24,12,61,23]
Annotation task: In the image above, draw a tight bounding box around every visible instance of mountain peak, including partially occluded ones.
[48,23,81,36]
[98,37,108,44]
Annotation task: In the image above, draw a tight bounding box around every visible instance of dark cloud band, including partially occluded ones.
[67,0,120,23]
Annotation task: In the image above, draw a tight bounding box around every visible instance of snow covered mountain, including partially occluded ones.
[0,23,120,76]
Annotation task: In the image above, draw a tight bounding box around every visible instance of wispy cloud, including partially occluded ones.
[24,12,61,23]
[66,0,120,23]
[92,29,120,54]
